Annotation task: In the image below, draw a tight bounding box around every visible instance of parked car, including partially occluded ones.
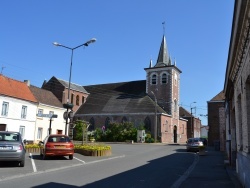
[199,137,208,146]
[0,131,26,167]
[186,137,204,152]
[39,134,74,160]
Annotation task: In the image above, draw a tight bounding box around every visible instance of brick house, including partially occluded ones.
[179,106,202,139]
[74,34,188,144]
[224,0,250,186]
[207,91,225,150]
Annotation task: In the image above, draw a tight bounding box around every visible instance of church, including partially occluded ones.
[74,34,188,143]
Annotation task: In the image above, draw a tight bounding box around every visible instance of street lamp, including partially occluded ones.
[151,91,157,143]
[190,102,196,137]
[53,38,96,135]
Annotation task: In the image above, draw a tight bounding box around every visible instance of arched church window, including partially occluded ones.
[89,117,95,131]
[162,73,167,84]
[76,95,79,106]
[71,93,74,104]
[144,117,151,131]
[121,117,127,123]
[151,74,157,85]
[105,117,111,129]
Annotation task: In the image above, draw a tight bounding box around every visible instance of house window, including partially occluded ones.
[162,73,167,84]
[1,102,9,116]
[151,74,157,85]
[38,109,43,116]
[82,96,85,104]
[19,126,25,138]
[76,95,79,106]
[49,111,54,118]
[182,124,184,134]
[21,106,27,119]
[37,127,43,140]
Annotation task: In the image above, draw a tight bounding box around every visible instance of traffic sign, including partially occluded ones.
[37,114,58,118]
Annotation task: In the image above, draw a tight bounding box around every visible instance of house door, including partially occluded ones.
[173,125,177,143]
[0,124,6,131]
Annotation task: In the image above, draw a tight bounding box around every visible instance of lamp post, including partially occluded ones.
[151,91,157,143]
[53,38,96,135]
[190,102,196,137]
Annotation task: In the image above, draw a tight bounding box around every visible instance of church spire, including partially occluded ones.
[154,35,170,67]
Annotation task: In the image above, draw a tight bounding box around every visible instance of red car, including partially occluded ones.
[40,134,74,160]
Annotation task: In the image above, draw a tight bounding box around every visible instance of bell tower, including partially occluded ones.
[144,35,182,118]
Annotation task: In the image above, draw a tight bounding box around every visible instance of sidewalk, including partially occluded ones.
[179,147,242,188]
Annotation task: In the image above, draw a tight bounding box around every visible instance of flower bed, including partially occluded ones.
[24,143,112,157]
[25,144,41,153]
[74,144,112,157]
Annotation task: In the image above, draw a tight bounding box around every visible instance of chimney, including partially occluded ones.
[24,80,30,86]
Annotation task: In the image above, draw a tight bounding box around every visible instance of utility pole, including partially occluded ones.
[151,91,157,143]
[190,102,196,138]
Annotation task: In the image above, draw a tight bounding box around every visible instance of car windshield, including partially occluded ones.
[0,132,20,142]
[48,136,70,143]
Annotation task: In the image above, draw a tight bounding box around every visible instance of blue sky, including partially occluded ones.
[0,1,235,125]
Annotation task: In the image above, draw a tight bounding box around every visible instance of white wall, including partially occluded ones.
[0,95,37,141]
[34,103,65,143]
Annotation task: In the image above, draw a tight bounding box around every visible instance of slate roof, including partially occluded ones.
[179,106,191,117]
[56,77,88,94]
[29,85,63,108]
[0,75,37,102]
[155,35,170,67]
[210,91,225,101]
[76,80,166,115]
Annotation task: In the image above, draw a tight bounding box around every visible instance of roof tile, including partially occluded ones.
[0,75,37,102]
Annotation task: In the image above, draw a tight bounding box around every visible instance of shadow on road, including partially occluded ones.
[32,148,195,188]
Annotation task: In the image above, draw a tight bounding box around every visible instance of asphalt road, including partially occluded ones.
[0,143,195,188]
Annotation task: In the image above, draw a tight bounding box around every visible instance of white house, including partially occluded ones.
[29,85,65,143]
[0,75,37,141]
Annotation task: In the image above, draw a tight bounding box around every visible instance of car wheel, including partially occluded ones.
[69,155,73,160]
[19,160,25,167]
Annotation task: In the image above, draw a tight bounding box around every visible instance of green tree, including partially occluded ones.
[73,120,88,142]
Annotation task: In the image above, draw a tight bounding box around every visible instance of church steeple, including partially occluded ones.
[154,35,170,67]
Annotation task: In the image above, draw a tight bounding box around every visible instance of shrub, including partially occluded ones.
[74,144,111,151]
[25,144,41,149]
